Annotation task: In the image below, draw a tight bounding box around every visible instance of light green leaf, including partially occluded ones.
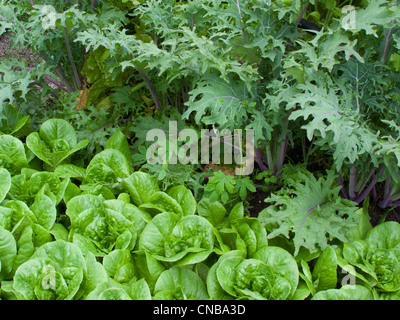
[0,167,11,203]
[0,226,17,280]
[312,246,338,292]
[122,172,159,206]
[154,266,209,300]
[167,185,197,216]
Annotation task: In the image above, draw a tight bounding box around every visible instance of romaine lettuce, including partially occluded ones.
[26,119,89,169]
[139,212,216,266]
[339,221,400,297]
[66,194,150,255]
[207,246,299,300]
[12,240,87,300]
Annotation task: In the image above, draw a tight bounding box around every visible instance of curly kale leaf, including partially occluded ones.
[259,169,360,256]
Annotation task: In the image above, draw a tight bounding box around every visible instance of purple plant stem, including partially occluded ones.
[378,186,393,209]
[173,134,266,173]
[255,147,269,172]
[348,165,356,200]
[357,169,375,195]
[338,172,349,199]
[353,171,378,203]
[377,176,393,208]
[30,81,59,99]
[297,2,310,24]
[214,136,270,172]
[384,176,392,198]
[12,65,68,92]
[136,65,161,110]
[276,116,290,178]
[285,2,310,51]
[300,202,320,231]
[372,184,378,200]
[353,166,384,203]
[30,0,34,6]
[382,19,395,64]
[53,66,75,92]
[64,27,81,90]
[43,75,69,92]
[210,135,256,162]
[388,201,400,207]
[93,0,98,10]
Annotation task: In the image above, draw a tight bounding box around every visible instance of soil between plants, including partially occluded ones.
[248,190,271,218]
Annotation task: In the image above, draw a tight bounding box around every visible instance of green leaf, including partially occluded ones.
[13,240,86,300]
[206,250,244,300]
[197,198,227,229]
[130,278,152,300]
[299,259,316,297]
[105,130,133,170]
[103,249,136,284]
[26,119,89,168]
[29,194,57,230]
[0,168,11,203]
[83,252,108,297]
[122,172,159,206]
[0,135,29,175]
[254,246,299,298]
[84,149,130,187]
[139,212,179,257]
[259,169,360,255]
[167,185,197,216]
[54,164,86,180]
[312,246,338,292]
[140,191,183,217]
[139,213,214,265]
[233,217,268,258]
[134,251,166,291]
[312,285,374,300]
[183,74,250,128]
[39,119,77,148]
[154,266,209,300]
[344,0,398,36]
[0,226,17,280]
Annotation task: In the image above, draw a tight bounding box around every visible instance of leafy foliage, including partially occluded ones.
[1,0,400,301]
[259,169,360,255]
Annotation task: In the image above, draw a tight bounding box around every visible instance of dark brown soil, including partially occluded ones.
[369,204,400,227]
[248,189,271,217]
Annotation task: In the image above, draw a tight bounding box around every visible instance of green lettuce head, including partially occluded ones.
[340,221,400,295]
[12,241,87,300]
[26,119,89,169]
[66,194,150,255]
[139,212,217,266]
[207,247,299,300]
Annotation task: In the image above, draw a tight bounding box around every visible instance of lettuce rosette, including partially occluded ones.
[338,221,400,297]
[26,119,89,169]
[66,194,150,256]
[0,193,58,279]
[207,247,299,300]
[5,241,89,300]
[138,212,223,266]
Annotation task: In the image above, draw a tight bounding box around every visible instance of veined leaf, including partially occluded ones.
[183,74,251,128]
[259,169,360,256]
